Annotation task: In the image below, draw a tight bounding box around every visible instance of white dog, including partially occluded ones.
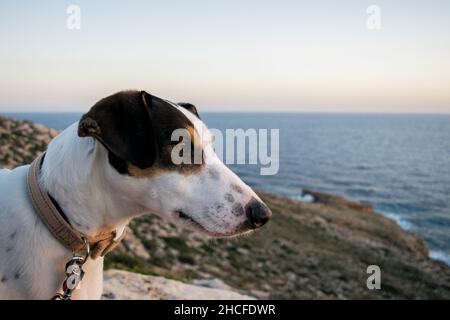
[0,91,271,299]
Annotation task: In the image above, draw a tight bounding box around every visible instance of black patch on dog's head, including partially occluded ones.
[178,102,200,119]
[79,91,203,176]
[79,91,158,170]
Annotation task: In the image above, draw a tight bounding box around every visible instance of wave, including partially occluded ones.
[430,251,450,266]
[382,211,414,230]
[379,210,450,266]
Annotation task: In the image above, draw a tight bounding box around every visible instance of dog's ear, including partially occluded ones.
[78,91,158,169]
[178,102,200,119]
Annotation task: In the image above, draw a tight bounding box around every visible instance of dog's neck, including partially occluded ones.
[40,123,143,237]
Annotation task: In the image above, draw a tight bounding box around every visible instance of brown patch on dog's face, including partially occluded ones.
[127,138,203,178]
[127,164,162,178]
[187,125,202,148]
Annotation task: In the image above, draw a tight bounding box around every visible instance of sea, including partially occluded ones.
[3,112,450,265]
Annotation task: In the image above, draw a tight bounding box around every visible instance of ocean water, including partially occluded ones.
[3,112,450,265]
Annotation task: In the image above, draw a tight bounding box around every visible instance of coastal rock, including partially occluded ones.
[191,278,233,290]
[0,115,59,168]
[102,269,255,300]
[302,188,374,212]
[120,226,151,260]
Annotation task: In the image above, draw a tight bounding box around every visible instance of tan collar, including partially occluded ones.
[27,152,126,259]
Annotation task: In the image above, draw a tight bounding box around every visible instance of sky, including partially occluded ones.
[0,0,449,113]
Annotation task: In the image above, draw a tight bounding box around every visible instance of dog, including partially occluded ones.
[0,90,272,299]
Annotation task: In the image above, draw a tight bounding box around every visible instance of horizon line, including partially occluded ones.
[2,110,450,116]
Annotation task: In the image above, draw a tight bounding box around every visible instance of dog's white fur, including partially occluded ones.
[0,106,260,299]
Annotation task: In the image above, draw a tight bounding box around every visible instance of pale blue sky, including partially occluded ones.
[1,1,449,112]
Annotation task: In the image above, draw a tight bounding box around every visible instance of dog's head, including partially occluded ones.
[78,90,271,237]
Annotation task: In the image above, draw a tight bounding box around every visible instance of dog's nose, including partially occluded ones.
[245,198,272,228]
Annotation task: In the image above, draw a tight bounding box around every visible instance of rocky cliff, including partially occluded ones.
[0,115,58,168]
[1,114,450,299]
